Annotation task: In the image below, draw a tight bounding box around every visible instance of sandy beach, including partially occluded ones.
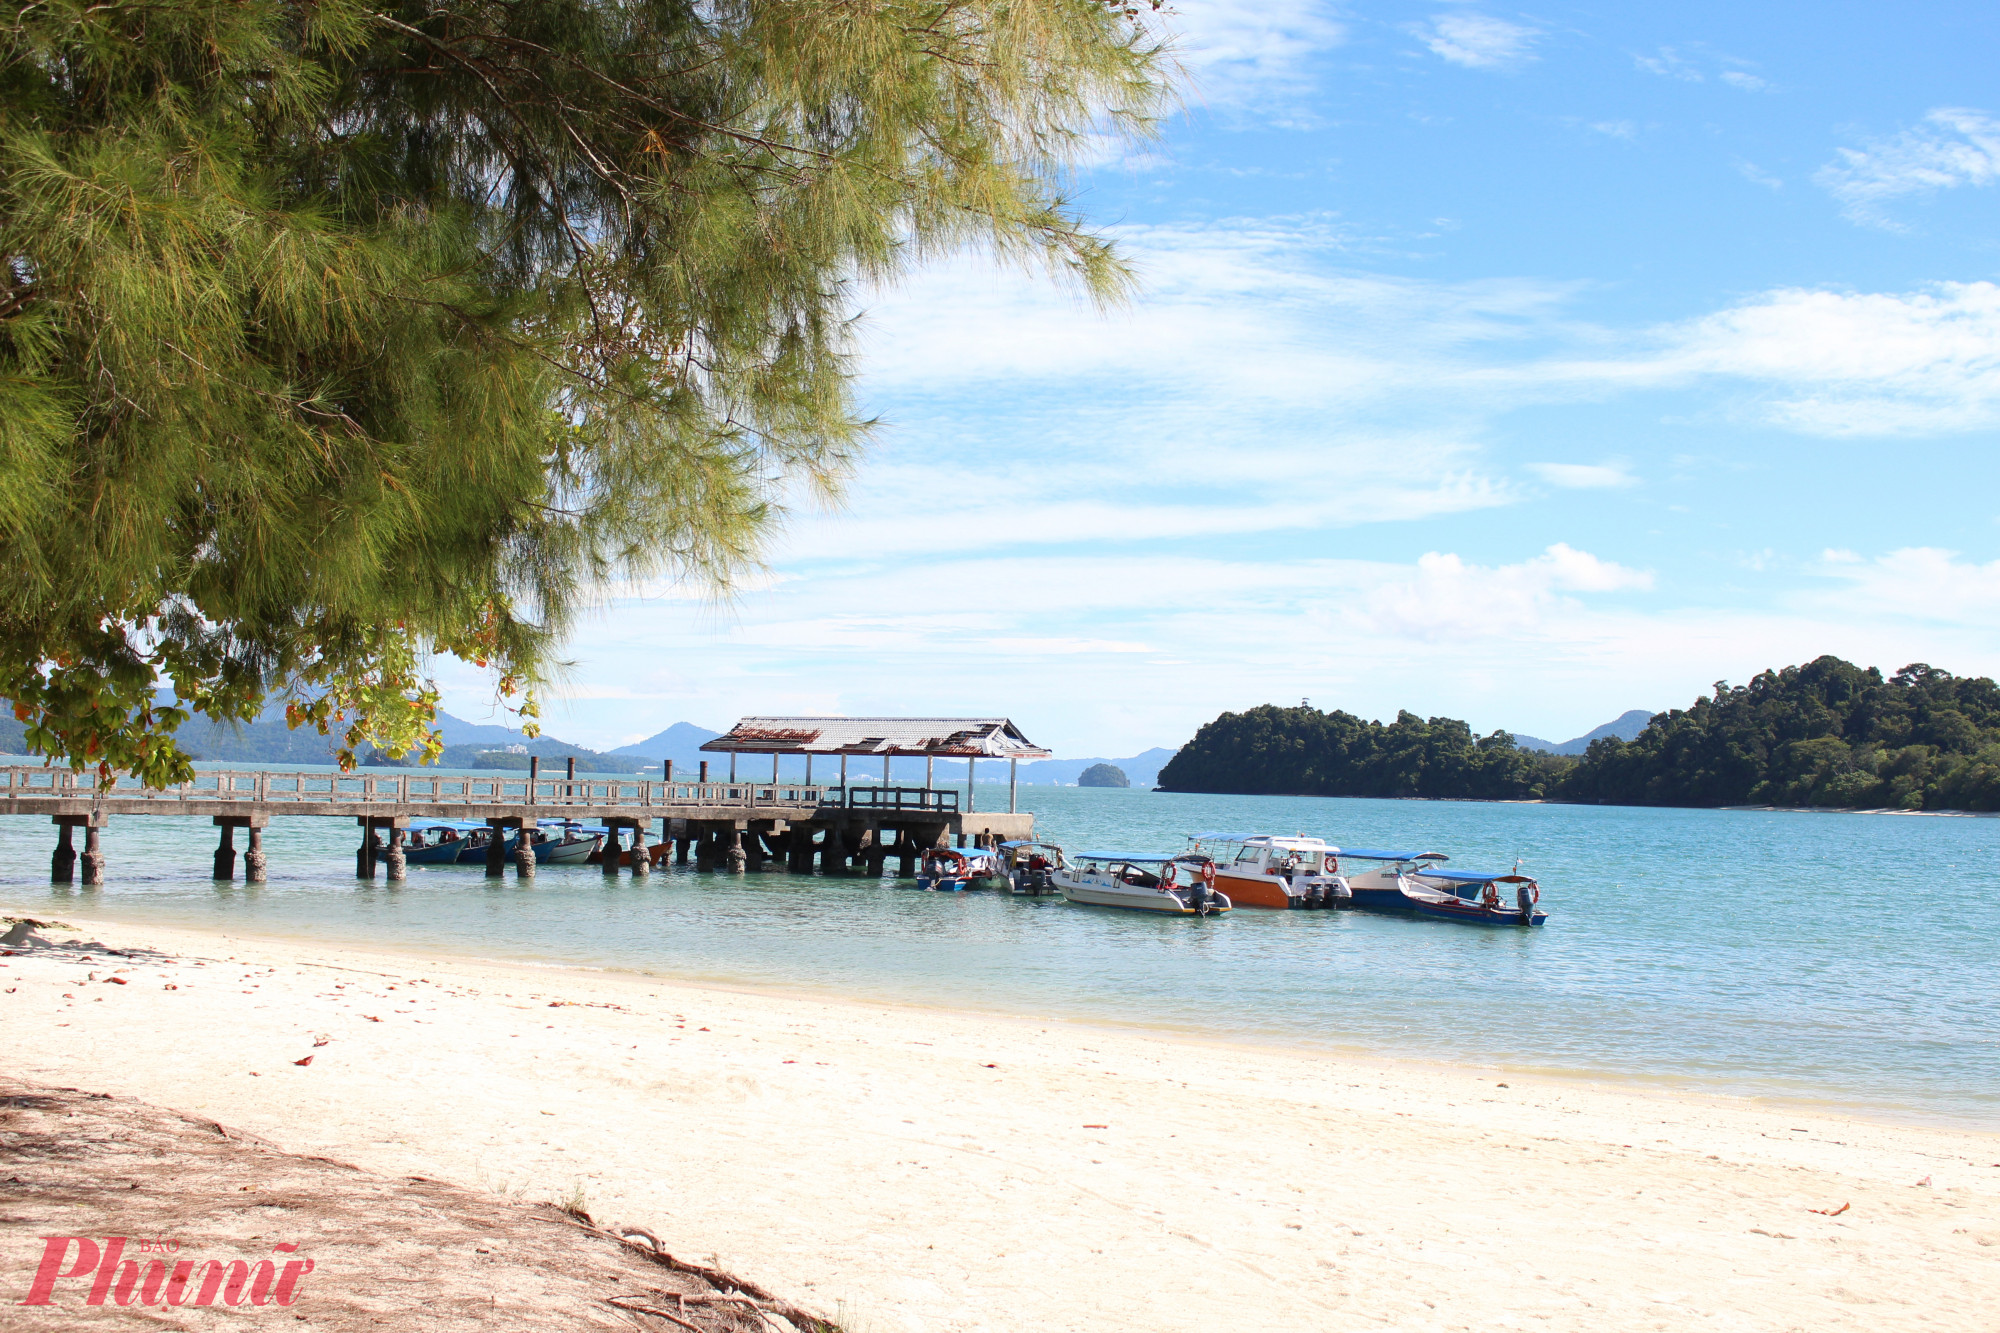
[3,914,1995,1332]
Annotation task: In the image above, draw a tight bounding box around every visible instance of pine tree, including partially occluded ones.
[0,0,1166,782]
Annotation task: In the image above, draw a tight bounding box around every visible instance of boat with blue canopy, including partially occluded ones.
[402,821,488,866]
[1331,849,1545,926]
[916,845,1008,892]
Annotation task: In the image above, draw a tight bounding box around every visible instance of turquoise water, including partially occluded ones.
[4,781,1997,1125]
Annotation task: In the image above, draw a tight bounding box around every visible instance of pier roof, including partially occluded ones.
[702,717,1050,759]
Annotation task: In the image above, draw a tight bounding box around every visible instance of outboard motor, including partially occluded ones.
[1516,881,1536,921]
[1301,882,1323,909]
[1328,875,1353,909]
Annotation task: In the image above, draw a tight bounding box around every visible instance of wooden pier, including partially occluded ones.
[0,764,1035,886]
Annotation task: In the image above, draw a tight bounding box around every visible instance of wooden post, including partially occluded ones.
[80,823,104,885]
[839,755,846,798]
[1010,757,1018,813]
[926,754,934,796]
[213,825,236,881]
[967,757,977,813]
[51,822,75,884]
[663,759,673,782]
[245,826,267,883]
[882,754,891,789]
[729,752,737,782]
[804,753,812,787]
[386,826,407,881]
[567,755,577,802]
[699,760,710,783]
[772,752,780,785]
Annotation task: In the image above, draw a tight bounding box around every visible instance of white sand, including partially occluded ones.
[4,915,1996,1332]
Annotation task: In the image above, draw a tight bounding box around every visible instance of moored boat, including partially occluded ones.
[996,840,1066,895]
[403,821,485,865]
[1184,833,1347,909]
[916,846,1008,891]
[1335,849,1546,925]
[1054,852,1230,915]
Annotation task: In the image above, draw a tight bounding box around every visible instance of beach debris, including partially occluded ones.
[293,1056,313,1067]
[1748,1228,1795,1239]
[363,1015,382,1022]
[1084,1124,1108,1129]
[982,1063,998,1069]
[1810,1202,1850,1216]
[1916,1175,1933,1188]
[105,976,127,985]
[162,984,177,990]
[313,1034,330,1047]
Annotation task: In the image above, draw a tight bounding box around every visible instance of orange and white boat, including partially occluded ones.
[1184,833,1348,910]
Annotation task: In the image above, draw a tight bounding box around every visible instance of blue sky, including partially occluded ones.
[441,1,2000,757]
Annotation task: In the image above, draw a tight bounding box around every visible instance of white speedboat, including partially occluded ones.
[1055,852,1229,915]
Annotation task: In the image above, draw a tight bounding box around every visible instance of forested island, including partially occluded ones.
[1157,657,2000,812]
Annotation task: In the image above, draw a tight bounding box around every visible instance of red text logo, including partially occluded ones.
[18,1236,314,1308]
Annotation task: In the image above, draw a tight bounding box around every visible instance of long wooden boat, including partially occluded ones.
[1335,848,1546,926]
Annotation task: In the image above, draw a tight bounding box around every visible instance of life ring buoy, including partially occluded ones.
[1160,862,1178,887]
[1326,856,1339,876]
[1200,861,1217,887]
[1481,884,1500,909]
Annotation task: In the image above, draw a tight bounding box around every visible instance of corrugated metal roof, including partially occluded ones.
[701,717,1050,758]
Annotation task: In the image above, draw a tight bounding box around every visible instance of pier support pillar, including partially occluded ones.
[514,823,537,878]
[727,826,747,874]
[245,827,267,883]
[675,836,692,865]
[895,829,919,878]
[485,821,507,878]
[356,822,378,879]
[694,828,717,871]
[631,823,652,878]
[51,821,76,884]
[743,824,768,872]
[821,826,847,874]
[213,825,236,881]
[80,824,104,885]
[602,826,623,875]
[386,826,407,882]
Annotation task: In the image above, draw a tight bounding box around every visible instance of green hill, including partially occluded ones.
[1157,706,1565,800]
[1554,657,2000,811]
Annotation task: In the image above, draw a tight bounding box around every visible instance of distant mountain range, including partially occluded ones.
[0,703,1652,780]
[1508,710,1655,756]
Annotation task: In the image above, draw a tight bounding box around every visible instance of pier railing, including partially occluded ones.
[842,785,961,813]
[0,766,830,810]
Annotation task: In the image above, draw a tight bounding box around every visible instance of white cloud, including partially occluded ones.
[1808,548,2000,624]
[1589,120,1637,141]
[1528,462,1638,489]
[1357,545,1653,641]
[1666,281,2000,434]
[1817,108,2000,227]
[1416,14,1539,70]
[1719,70,1769,92]
[1735,159,1783,190]
[1634,47,1702,81]
[1164,0,1346,111]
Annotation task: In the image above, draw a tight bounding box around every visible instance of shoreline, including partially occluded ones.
[8,900,1993,1135]
[5,912,1997,1331]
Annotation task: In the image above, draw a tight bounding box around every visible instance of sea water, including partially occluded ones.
[3,782,1996,1126]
